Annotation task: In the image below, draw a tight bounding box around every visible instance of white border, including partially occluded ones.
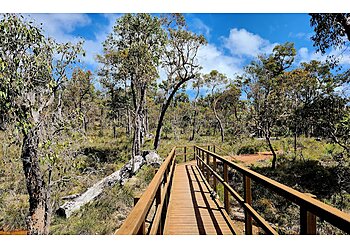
[0,0,350,13]
[0,235,347,250]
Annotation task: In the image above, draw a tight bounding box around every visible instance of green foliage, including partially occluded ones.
[0,14,84,132]
[237,145,259,155]
[310,14,350,54]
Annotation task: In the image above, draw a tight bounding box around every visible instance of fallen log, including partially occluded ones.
[57,169,123,218]
[57,151,162,218]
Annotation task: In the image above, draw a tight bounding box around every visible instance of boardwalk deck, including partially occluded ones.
[163,162,238,235]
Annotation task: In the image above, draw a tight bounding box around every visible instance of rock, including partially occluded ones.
[144,150,162,167]
[119,155,144,185]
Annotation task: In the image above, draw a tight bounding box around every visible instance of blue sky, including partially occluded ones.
[25,13,350,94]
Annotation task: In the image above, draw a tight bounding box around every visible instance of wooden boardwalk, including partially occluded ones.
[117,145,350,235]
[163,162,238,235]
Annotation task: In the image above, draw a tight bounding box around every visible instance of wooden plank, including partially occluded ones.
[163,163,238,235]
[133,197,145,235]
[0,230,27,235]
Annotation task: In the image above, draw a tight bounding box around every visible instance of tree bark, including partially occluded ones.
[293,120,297,161]
[213,98,224,143]
[153,78,191,150]
[189,109,197,141]
[126,107,131,135]
[265,129,277,169]
[154,105,167,150]
[22,127,50,235]
[133,114,142,157]
[189,88,200,141]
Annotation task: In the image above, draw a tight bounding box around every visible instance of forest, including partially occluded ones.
[0,13,349,235]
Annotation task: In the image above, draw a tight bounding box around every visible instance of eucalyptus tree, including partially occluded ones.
[63,68,95,133]
[153,14,207,150]
[97,40,133,136]
[309,14,350,156]
[215,85,242,139]
[99,14,166,157]
[0,14,83,234]
[240,42,296,169]
[202,70,230,143]
[189,75,204,141]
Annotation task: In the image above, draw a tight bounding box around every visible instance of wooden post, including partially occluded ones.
[202,150,205,173]
[193,145,196,161]
[213,145,216,153]
[184,146,187,162]
[207,145,210,165]
[206,150,210,182]
[134,196,145,235]
[198,149,201,171]
[244,176,252,235]
[223,162,229,213]
[206,149,210,165]
[300,193,317,234]
[213,156,217,193]
[300,209,316,234]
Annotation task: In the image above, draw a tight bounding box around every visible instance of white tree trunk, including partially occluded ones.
[57,152,162,218]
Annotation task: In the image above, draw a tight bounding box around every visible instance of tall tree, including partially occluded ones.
[240,42,296,169]
[189,75,204,141]
[153,14,206,150]
[0,14,83,234]
[202,70,230,143]
[99,14,166,158]
[63,68,95,133]
[310,14,350,154]
[283,60,335,158]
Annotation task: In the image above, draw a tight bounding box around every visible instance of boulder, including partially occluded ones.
[144,150,162,167]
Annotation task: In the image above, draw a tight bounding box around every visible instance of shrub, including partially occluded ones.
[237,145,259,154]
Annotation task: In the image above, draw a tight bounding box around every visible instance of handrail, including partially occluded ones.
[195,145,350,234]
[116,147,176,235]
[197,156,278,235]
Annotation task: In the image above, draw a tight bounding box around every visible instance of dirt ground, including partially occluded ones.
[226,151,282,166]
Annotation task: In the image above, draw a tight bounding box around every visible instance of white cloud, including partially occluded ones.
[297,46,350,66]
[191,18,211,37]
[288,32,313,40]
[223,28,277,57]
[25,14,119,69]
[29,14,91,36]
[197,43,243,79]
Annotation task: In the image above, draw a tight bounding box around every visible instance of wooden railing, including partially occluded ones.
[116,144,213,235]
[194,145,350,235]
[116,147,176,235]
